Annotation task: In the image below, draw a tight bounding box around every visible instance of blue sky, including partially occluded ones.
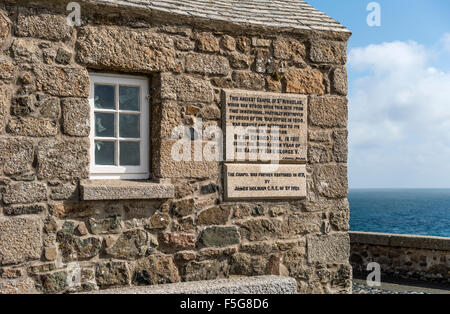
[309,0,450,188]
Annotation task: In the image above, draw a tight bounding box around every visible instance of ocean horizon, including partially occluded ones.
[349,188,450,238]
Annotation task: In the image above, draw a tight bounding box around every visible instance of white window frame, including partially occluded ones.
[89,73,150,180]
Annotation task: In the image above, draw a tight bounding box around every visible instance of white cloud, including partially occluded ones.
[348,35,450,188]
[350,41,429,74]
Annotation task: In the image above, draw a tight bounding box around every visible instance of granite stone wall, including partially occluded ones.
[350,232,450,284]
[0,1,351,294]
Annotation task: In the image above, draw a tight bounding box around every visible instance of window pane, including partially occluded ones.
[95,141,115,165]
[94,85,115,109]
[120,141,140,166]
[119,114,140,138]
[95,113,115,137]
[119,86,140,111]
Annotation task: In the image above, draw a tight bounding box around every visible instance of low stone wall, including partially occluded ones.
[350,232,450,283]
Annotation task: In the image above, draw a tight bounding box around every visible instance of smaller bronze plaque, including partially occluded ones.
[224,163,307,200]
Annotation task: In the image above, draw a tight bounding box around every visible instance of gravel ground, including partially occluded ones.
[352,282,429,294]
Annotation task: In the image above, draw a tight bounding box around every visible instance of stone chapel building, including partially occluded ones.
[0,0,351,294]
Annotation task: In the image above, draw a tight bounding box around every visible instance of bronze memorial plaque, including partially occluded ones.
[223,89,307,162]
[224,164,307,200]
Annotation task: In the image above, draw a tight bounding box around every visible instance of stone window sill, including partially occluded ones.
[80,180,174,201]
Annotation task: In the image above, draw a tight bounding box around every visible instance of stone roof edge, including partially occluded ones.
[83,0,352,40]
[3,0,351,41]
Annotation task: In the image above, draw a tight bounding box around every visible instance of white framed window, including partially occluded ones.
[89,73,150,180]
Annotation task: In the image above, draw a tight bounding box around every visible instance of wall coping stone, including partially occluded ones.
[80,180,174,201]
[350,231,450,251]
[81,275,298,294]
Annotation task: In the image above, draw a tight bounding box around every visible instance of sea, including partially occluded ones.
[349,189,450,238]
